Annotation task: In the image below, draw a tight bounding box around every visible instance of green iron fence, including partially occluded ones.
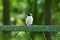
[0,25,60,40]
[0,25,60,31]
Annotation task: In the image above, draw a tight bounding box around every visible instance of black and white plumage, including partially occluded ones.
[25,13,33,26]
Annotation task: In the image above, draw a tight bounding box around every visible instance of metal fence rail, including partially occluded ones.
[0,25,60,31]
[0,25,60,40]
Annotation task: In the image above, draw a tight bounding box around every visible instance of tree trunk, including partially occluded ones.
[27,0,32,13]
[27,0,38,40]
[44,0,52,40]
[2,0,12,40]
[28,0,42,40]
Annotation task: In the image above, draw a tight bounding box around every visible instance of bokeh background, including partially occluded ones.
[0,0,60,40]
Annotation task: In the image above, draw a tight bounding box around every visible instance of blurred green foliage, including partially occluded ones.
[0,0,60,40]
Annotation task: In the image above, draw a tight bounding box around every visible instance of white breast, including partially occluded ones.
[25,16,33,25]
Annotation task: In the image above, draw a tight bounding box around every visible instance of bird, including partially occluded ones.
[25,13,33,26]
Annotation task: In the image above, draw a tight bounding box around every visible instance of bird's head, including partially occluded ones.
[27,13,32,16]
